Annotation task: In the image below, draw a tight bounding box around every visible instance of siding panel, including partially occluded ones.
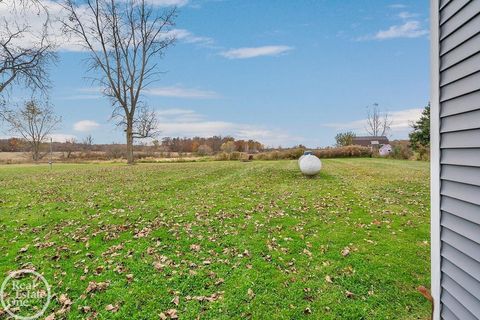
[441,290,477,320]
[441,149,480,167]
[441,228,480,263]
[440,72,480,101]
[441,129,480,148]
[440,14,480,55]
[441,243,480,283]
[441,165,480,186]
[440,108,480,132]
[433,1,480,317]
[441,212,480,244]
[440,2,480,39]
[441,274,480,317]
[441,180,480,206]
[442,259,480,298]
[440,33,480,70]
[440,52,480,86]
[441,305,460,320]
[440,0,470,25]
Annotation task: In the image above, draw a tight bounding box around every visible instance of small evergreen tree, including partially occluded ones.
[409,103,430,151]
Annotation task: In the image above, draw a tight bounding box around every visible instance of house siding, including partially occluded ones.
[437,0,480,318]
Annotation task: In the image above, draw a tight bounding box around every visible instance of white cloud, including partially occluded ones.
[397,11,418,20]
[389,4,407,9]
[145,86,219,99]
[168,29,214,46]
[323,108,423,137]
[0,0,197,52]
[155,108,301,146]
[74,120,100,132]
[220,46,293,59]
[372,21,428,40]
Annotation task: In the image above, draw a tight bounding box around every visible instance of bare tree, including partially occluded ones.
[64,137,77,158]
[0,100,61,160]
[61,0,176,164]
[0,0,56,95]
[113,104,160,141]
[365,103,392,137]
[82,134,94,150]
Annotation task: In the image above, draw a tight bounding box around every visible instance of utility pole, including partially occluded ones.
[49,138,53,169]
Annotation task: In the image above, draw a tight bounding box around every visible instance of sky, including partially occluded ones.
[1,0,431,147]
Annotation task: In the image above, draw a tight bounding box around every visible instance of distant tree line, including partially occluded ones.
[157,136,263,154]
[0,135,264,155]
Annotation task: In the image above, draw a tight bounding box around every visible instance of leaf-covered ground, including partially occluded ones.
[0,159,430,319]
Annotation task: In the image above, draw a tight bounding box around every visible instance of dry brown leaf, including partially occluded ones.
[247,288,255,299]
[325,275,333,284]
[303,248,312,257]
[105,304,120,312]
[78,306,92,313]
[45,313,55,320]
[59,294,72,307]
[190,244,201,252]
[85,281,109,293]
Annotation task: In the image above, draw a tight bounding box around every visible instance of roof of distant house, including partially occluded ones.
[352,136,389,147]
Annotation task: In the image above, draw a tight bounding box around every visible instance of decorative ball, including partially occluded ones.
[299,154,322,176]
[298,155,306,166]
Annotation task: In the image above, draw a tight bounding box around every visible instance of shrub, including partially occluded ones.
[314,146,372,158]
[215,151,246,161]
[388,140,413,160]
[197,144,213,156]
[413,145,430,161]
[254,146,372,160]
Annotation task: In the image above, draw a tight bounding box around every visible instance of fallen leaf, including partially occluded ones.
[247,288,255,299]
[341,247,350,257]
[325,275,333,284]
[86,281,109,293]
[190,244,201,252]
[171,295,179,306]
[45,313,55,320]
[105,304,120,312]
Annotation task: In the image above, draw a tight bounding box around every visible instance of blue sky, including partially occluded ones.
[3,0,431,147]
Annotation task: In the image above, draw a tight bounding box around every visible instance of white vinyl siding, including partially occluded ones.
[436,0,480,318]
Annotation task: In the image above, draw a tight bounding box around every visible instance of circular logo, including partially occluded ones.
[0,269,51,320]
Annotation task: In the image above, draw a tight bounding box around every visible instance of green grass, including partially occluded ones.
[0,159,431,319]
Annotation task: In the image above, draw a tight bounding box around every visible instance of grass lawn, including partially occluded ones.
[0,159,431,319]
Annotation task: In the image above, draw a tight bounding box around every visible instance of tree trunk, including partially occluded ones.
[126,120,134,165]
[32,143,39,161]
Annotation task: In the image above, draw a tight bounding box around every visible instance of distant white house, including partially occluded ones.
[352,136,391,155]
[352,136,389,149]
[379,144,392,156]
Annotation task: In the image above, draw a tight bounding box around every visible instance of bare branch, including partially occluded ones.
[61,0,176,164]
[365,103,392,137]
[0,0,56,96]
[0,99,61,160]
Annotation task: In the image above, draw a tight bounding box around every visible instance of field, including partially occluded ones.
[0,159,431,319]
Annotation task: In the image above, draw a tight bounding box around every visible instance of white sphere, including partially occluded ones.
[298,154,306,166]
[299,155,322,176]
